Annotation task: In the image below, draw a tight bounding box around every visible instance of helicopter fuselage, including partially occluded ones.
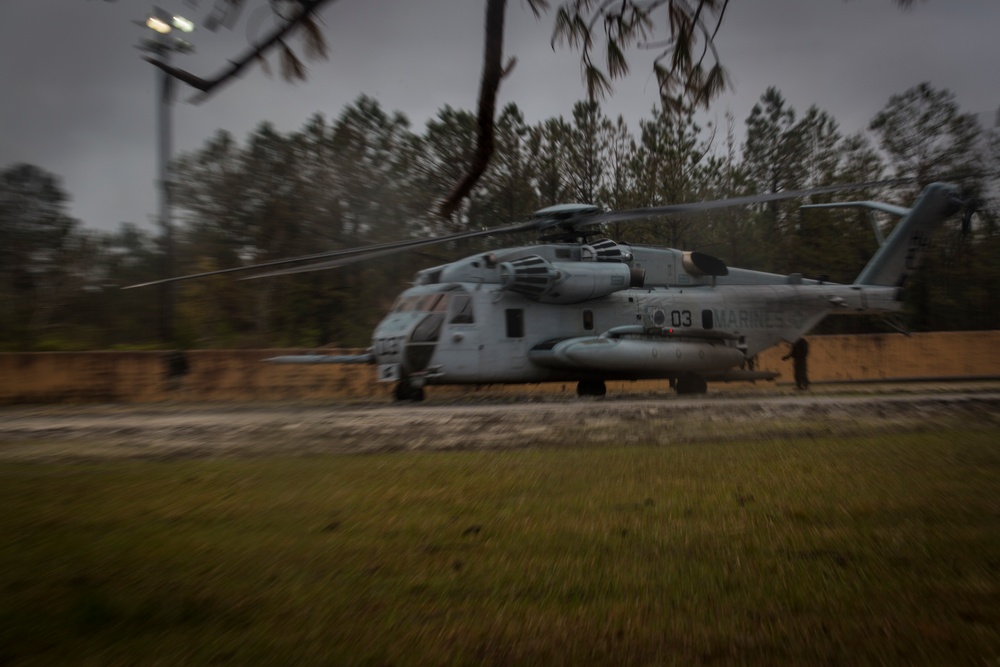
[257,182,963,398]
[371,243,900,390]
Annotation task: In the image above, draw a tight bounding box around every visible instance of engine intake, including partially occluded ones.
[499,256,559,299]
[583,238,632,263]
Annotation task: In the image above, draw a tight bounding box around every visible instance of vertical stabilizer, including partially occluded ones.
[854,183,961,286]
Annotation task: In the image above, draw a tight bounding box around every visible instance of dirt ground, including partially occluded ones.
[1,382,998,462]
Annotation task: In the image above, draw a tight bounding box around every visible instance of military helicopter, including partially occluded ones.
[129,181,969,400]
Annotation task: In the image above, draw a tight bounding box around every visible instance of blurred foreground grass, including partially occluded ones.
[2,428,999,665]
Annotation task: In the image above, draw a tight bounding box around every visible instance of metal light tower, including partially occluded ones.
[137,8,194,345]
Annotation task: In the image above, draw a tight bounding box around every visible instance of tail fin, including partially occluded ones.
[854,183,961,286]
[804,183,962,287]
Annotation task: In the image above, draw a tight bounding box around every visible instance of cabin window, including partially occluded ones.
[702,309,714,330]
[505,309,524,338]
[449,294,474,324]
[583,309,594,331]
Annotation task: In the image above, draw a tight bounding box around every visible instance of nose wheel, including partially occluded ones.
[394,379,425,402]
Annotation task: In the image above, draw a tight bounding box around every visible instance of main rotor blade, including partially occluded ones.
[123,219,537,289]
[576,179,909,229]
[245,215,561,279]
[123,178,907,289]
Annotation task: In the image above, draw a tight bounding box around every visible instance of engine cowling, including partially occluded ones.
[681,251,728,277]
[499,255,645,304]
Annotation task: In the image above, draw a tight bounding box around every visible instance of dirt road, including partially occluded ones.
[2,383,998,462]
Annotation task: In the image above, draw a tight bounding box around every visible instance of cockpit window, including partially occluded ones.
[449,293,474,324]
[430,293,449,312]
[393,293,451,314]
[393,296,419,313]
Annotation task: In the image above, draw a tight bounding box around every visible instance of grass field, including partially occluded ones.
[2,426,999,665]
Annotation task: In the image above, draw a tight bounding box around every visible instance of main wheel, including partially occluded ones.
[675,374,707,395]
[576,379,607,397]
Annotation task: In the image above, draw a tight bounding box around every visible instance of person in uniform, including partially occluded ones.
[782,338,810,390]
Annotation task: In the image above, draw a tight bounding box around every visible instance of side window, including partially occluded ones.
[449,294,474,324]
[583,309,594,331]
[505,309,524,338]
[702,309,714,330]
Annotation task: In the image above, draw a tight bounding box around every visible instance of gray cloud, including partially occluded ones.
[1,0,997,232]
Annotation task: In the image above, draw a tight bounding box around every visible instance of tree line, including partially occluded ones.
[2,82,998,351]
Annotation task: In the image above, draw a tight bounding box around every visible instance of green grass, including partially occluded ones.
[2,429,999,665]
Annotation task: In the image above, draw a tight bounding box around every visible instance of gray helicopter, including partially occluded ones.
[129,182,969,400]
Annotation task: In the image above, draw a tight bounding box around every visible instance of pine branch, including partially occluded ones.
[142,0,336,104]
[438,0,513,219]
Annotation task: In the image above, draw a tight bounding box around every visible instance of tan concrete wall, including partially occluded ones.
[1,331,998,404]
[756,330,1000,384]
[0,351,167,404]
[0,350,388,405]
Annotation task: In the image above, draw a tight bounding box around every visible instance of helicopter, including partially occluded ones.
[128,181,969,400]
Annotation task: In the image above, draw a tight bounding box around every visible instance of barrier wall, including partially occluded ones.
[0,350,383,404]
[1,331,998,404]
[756,331,1000,383]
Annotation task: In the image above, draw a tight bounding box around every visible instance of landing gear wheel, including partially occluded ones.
[576,380,607,397]
[394,380,425,402]
[675,374,707,395]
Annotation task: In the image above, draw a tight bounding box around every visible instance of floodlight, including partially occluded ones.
[172,16,195,33]
[146,16,172,34]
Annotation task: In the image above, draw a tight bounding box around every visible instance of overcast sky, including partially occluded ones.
[1,0,998,233]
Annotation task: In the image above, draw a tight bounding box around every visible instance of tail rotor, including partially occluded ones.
[960,197,980,237]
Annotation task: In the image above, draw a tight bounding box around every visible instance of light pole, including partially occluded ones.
[137,7,194,345]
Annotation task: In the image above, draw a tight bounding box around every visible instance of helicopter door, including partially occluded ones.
[437,291,479,380]
[404,311,444,373]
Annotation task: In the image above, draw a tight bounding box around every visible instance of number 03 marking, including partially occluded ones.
[670,310,692,327]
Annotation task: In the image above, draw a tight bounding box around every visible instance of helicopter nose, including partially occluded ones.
[373,311,444,380]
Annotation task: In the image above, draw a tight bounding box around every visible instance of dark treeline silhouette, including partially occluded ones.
[2,83,997,350]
